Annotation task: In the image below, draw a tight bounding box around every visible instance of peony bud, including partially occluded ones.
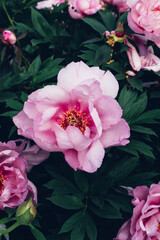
[16,198,37,225]
[115,22,125,37]
[2,30,16,45]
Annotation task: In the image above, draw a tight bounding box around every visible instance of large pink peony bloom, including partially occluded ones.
[36,0,65,10]
[13,61,130,173]
[115,182,160,239]
[127,0,160,48]
[68,0,104,19]
[103,0,130,13]
[0,140,37,210]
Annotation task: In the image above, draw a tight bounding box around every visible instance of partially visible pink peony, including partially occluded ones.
[13,61,130,173]
[127,0,160,48]
[68,0,104,19]
[0,140,38,210]
[2,30,16,45]
[36,0,65,10]
[103,0,130,13]
[115,182,160,239]
[0,139,50,172]
[125,36,160,72]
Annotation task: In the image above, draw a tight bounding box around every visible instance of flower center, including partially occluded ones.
[58,106,90,134]
[0,172,6,196]
[153,6,160,13]
[157,223,160,232]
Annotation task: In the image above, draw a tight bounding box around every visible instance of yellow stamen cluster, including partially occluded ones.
[58,106,90,134]
[157,224,160,232]
[107,39,115,47]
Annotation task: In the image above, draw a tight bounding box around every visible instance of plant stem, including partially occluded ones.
[2,1,14,27]
[0,222,21,236]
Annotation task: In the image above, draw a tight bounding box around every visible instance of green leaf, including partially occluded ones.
[74,171,89,194]
[30,225,46,240]
[127,77,143,92]
[44,178,80,194]
[0,217,15,224]
[108,157,138,181]
[84,212,97,240]
[105,194,132,213]
[128,140,155,159]
[133,109,160,124]
[71,223,85,240]
[59,211,83,233]
[21,92,28,102]
[31,8,56,41]
[49,195,85,209]
[28,55,41,76]
[0,111,18,118]
[131,125,157,136]
[107,61,124,73]
[6,100,23,111]
[90,203,122,219]
[121,172,160,186]
[99,10,116,31]
[94,45,112,65]
[81,18,106,34]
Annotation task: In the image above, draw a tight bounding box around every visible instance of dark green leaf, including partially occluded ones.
[84,212,97,240]
[94,45,112,65]
[74,171,89,194]
[59,211,83,233]
[49,195,85,209]
[30,225,46,240]
[82,18,106,34]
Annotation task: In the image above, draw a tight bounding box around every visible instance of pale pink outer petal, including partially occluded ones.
[126,0,139,8]
[13,110,34,139]
[78,140,105,173]
[27,180,38,204]
[96,96,122,130]
[58,61,119,98]
[68,6,84,19]
[37,85,70,104]
[36,0,54,9]
[65,126,92,151]
[130,200,145,235]
[57,61,95,91]
[114,220,131,240]
[89,103,102,138]
[144,215,158,237]
[99,70,119,98]
[20,145,50,172]
[64,149,80,170]
[100,119,130,148]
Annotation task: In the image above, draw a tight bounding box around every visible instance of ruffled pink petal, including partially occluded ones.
[66,126,92,151]
[132,186,149,206]
[53,124,73,150]
[64,149,80,170]
[27,180,37,204]
[57,61,95,91]
[96,96,122,130]
[100,119,130,148]
[78,140,105,173]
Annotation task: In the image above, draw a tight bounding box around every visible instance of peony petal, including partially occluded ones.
[66,126,92,151]
[100,119,130,148]
[114,220,131,240]
[64,149,80,170]
[100,70,119,98]
[78,140,105,173]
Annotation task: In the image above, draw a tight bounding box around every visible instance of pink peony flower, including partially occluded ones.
[2,30,16,45]
[125,36,160,72]
[13,61,130,173]
[36,0,65,10]
[127,0,160,48]
[0,140,38,210]
[115,182,160,240]
[68,0,104,19]
[103,0,130,13]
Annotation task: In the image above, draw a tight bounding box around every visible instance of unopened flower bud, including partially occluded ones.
[16,198,37,225]
[2,30,16,45]
[115,22,125,37]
